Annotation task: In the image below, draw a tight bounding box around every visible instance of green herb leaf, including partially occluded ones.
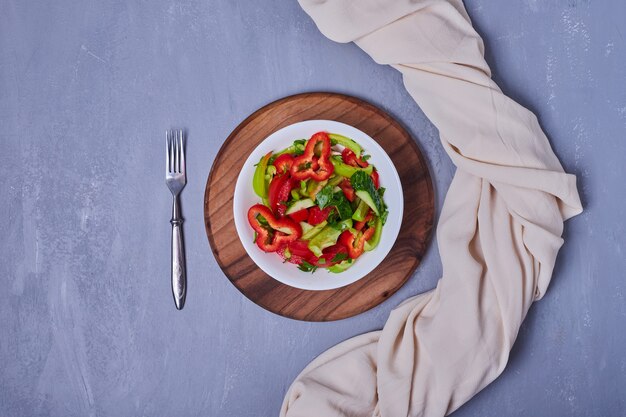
[326,209,340,226]
[316,185,353,221]
[298,261,318,273]
[253,231,257,243]
[377,187,388,224]
[331,191,353,220]
[331,252,348,263]
[315,185,335,209]
[361,154,371,161]
[329,218,352,231]
[293,139,306,156]
[380,209,389,225]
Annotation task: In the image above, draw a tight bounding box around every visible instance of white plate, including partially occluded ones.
[233,120,403,291]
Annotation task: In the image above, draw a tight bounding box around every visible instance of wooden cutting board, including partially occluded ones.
[204,92,434,321]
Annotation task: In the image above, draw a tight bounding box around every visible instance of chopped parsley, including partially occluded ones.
[298,261,318,273]
[315,185,353,221]
[315,185,334,209]
[331,252,348,263]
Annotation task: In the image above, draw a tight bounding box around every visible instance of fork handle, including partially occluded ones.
[170,195,186,310]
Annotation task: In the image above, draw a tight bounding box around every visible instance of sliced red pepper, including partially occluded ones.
[288,240,315,258]
[277,244,308,265]
[317,244,349,267]
[278,240,348,267]
[277,240,316,265]
[273,154,294,174]
[310,157,320,171]
[339,179,355,202]
[339,227,376,259]
[268,173,294,217]
[371,169,380,189]
[276,245,291,262]
[248,204,302,252]
[288,208,309,223]
[290,132,334,181]
[341,148,369,168]
[354,211,373,231]
[308,206,332,225]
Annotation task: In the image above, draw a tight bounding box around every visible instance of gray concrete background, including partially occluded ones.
[1,0,624,416]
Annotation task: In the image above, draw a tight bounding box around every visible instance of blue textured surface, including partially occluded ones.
[1,1,625,416]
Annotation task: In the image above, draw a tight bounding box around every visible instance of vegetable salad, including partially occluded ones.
[247,131,388,273]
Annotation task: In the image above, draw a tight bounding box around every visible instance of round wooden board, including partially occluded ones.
[204,92,434,321]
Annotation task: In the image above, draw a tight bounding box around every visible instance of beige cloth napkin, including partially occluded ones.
[280,1,583,416]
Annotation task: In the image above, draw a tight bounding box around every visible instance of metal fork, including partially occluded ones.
[166,129,187,310]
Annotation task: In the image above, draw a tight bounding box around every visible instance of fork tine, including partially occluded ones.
[170,131,173,173]
[169,130,175,173]
[174,131,180,173]
[179,130,185,175]
[170,130,175,173]
[166,130,171,174]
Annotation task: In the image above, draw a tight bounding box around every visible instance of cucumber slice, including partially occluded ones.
[351,171,384,216]
[352,199,370,221]
[307,226,342,257]
[302,220,327,240]
[285,198,315,214]
[300,221,314,236]
[355,190,380,216]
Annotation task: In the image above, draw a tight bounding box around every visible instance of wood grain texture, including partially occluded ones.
[204,92,434,321]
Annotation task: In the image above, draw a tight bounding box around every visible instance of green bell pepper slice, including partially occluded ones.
[327,174,344,187]
[330,156,373,178]
[328,259,354,273]
[269,139,306,164]
[329,133,363,158]
[253,152,272,199]
[364,216,383,251]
